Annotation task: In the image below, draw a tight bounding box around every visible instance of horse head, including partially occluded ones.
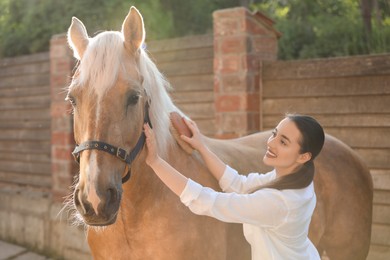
[66,7,175,226]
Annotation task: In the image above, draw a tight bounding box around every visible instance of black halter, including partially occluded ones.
[72,102,151,184]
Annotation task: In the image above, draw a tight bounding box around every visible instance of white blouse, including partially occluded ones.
[180,165,320,260]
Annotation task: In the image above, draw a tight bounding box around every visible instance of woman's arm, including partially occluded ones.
[144,123,187,196]
[180,119,226,182]
[181,179,288,227]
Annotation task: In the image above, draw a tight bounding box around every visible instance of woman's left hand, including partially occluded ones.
[144,123,159,166]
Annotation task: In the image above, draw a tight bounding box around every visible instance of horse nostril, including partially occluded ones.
[107,188,118,204]
[74,189,84,214]
[74,188,93,216]
[103,187,121,214]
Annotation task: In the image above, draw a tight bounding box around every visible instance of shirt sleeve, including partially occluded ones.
[180,178,288,227]
[219,165,276,194]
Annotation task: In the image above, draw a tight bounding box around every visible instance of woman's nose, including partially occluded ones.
[267,136,276,147]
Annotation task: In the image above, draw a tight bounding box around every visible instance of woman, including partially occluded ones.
[143,114,325,260]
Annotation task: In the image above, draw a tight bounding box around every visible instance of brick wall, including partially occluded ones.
[213,8,279,138]
[50,34,77,202]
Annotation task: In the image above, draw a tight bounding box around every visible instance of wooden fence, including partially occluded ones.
[0,53,51,192]
[261,54,390,258]
[147,34,216,135]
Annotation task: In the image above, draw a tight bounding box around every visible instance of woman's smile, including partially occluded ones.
[265,148,277,158]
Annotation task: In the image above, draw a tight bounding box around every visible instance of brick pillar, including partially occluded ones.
[50,34,77,202]
[213,7,280,137]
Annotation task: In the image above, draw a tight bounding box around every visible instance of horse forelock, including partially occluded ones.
[74,29,178,157]
[77,31,123,98]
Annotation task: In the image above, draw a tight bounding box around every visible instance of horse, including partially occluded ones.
[66,6,373,260]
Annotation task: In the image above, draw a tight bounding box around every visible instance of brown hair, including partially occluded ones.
[251,114,325,192]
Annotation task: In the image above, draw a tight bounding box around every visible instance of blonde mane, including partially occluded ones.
[75,30,179,155]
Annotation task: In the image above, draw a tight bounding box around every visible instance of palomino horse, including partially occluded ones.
[66,6,373,260]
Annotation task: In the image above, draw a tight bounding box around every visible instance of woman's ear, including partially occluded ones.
[298,152,312,164]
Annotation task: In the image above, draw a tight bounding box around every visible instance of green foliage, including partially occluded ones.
[0,0,172,57]
[251,0,390,59]
[159,0,240,36]
[0,0,389,59]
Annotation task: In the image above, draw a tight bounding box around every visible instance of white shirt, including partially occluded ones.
[180,165,320,260]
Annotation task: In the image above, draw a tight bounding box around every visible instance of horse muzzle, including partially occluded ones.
[74,185,122,226]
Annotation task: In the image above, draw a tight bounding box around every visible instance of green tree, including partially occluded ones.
[0,0,175,57]
[251,0,390,59]
[0,0,389,58]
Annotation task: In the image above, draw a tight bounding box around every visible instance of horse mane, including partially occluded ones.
[139,48,178,155]
[75,30,178,156]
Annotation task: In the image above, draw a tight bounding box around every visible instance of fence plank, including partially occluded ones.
[0,160,51,175]
[0,94,50,110]
[262,96,390,114]
[0,151,50,163]
[0,61,50,77]
[0,140,50,154]
[0,74,49,88]
[374,190,390,205]
[371,170,390,191]
[148,34,213,52]
[263,75,390,97]
[151,47,213,63]
[171,91,214,104]
[371,224,390,246]
[373,204,390,225]
[0,120,50,130]
[325,128,390,148]
[0,52,49,68]
[0,172,51,188]
[354,148,390,169]
[0,128,51,141]
[177,103,215,119]
[263,114,390,129]
[157,59,213,76]
[0,85,49,98]
[263,54,390,79]
[168,74,214,92]
[368,245,390,260]
[0,108,50,120]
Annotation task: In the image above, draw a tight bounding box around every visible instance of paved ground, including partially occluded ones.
[0,240,52,260]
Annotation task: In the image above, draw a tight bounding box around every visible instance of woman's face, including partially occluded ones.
[263,118,311,177]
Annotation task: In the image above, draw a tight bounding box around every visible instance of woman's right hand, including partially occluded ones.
[181,118,226,181]
[180,118,205,152]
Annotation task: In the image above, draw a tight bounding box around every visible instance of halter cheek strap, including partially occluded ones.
[72,102,152,184]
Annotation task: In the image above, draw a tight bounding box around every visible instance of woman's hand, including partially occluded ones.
[181,118,226,181]
[180,118,206,152]
[144,123,160,166]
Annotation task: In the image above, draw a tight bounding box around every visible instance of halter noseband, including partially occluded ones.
[72,102,151,184]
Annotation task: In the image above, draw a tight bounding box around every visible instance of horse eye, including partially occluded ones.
[127,94,140,106]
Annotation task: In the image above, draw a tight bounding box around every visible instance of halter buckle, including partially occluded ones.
[116,147,128,161]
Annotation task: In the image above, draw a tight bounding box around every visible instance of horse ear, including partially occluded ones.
[68,17,89,60]
[122,6,145,53]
